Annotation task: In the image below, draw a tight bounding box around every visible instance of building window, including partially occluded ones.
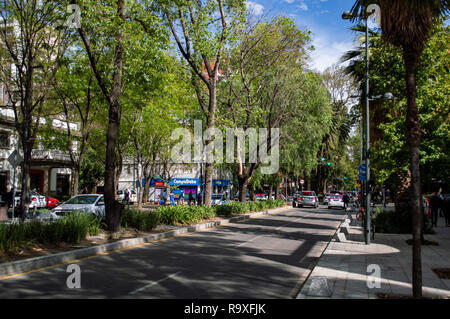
[0,131,9,149]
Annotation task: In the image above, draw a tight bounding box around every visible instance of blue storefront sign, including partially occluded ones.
[169,178,201,186]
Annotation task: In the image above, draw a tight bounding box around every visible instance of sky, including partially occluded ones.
[246,0,361,73]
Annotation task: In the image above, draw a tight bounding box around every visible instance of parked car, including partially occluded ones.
[211,194,226,205]
[328,194,345,210]
[13,191,46,209]
[255,193,268,201]
[51,194,105,218]
[235,190,250,201]
[46,196,60,209]
[293,191,319,208]
[116,189,137,204]
[323,193,332,205]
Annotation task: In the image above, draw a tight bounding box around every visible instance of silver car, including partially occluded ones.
[293,191,319,208]
[51,194,105,218]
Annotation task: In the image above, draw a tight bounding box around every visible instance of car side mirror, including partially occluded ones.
[97,202,105,206]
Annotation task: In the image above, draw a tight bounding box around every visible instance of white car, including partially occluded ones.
[323,193,332,205]
[51,194,105,218]
[116,189,137,204]
[211,194,225,205]
[13,190,46,209]
[255,194,268,201]
[328,194,345,209]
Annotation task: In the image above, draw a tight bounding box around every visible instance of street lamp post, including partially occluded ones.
[343,6,376,244]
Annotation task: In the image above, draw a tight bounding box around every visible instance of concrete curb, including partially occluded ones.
[0,205,291,277]
[296,212,348,298]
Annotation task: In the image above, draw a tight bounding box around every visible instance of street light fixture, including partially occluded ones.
[342,5,377,245]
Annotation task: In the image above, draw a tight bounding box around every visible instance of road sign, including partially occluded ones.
[300,179,305,185]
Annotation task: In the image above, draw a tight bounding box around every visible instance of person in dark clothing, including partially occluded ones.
[429,192,442,227]
[124,189,130,207]
[188,192,194,206]
[343,193,350,210]
[443,197,450,227]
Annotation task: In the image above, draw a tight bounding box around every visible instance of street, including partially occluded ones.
[0,206,346,299]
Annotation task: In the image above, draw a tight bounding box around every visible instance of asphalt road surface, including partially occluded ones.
[0,205,346,299]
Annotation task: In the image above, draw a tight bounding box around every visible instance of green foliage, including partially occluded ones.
[120,209,161,231]
[0,213,101,253]
[374,208,434,234]
[214,200,285,217]
[157,205,216,225]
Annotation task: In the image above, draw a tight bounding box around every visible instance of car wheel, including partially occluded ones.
[328,206,331,209]
[299,205,303,208]
[293,202,296,208]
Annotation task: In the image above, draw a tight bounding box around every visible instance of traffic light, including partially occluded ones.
[344,176,348,180]
[321,157,325,161]
[327,162,331,166]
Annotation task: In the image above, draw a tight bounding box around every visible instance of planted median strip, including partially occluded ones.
[0,200,287,274]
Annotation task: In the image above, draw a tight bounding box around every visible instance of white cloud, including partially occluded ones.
[246,1,264,15]
[297,2,308,11]
[309,34,354,72]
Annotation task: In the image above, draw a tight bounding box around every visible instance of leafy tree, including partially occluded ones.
[156,0,246,206]
[349,0,449,298]
[0,0,70,220]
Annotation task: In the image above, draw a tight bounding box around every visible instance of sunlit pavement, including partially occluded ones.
[297,212,450,299]
[0,205,346,299]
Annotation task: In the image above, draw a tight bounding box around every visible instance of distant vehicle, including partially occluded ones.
[212,193,229,205]
[46,196,60,209]
[13,190,46,209]
[235,190,250,201]
[328,194,345,209]
[323,193,332,205]
[116,189,137,204]
[51,194,105,218]
[255,193,268,201]
[293,191,319,208]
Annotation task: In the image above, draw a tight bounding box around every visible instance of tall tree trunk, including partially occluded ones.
[238,177,248,202]
[268,185,273,200]
[403,48,422,299]
[19,62,34,220]
[204,84,217,207]
[71,165,80,196]
[104,0,125,232]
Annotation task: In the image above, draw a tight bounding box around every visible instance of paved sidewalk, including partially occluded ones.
[297,212,450,299]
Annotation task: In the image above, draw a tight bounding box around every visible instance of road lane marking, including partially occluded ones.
[0,206,292,281]
[129,271,182,295]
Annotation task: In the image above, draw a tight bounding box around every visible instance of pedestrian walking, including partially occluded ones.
[443,197,450,227]
[429,192,441,227]
[343,193,350,210]
[82,186,88,194]
[170,193,175,206]
[124,188,130,207]
[188,192,194,206]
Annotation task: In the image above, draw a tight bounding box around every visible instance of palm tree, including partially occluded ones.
[349,0,449,298]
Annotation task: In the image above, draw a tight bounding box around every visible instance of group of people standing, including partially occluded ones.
[426,192,450,227]
[158,191,198,206]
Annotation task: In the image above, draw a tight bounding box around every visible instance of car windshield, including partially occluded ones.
[212,195,222,200]
[331,195,341,200]
[302,192,316,196]
[65,195,99,205]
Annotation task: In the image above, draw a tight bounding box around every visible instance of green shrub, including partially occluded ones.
[214,200,285,217]
[158,205,216,225]
[0,213,103,253]
[120,209,161,231]
[374,208,435,234]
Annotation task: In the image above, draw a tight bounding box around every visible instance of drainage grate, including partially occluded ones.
[433,268,450,279]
